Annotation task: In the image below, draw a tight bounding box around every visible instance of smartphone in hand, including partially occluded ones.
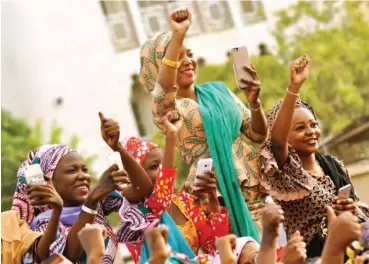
[193,158,213,191]
[24,164,46,185]
[338,184,351,200]
[231,46,252,89]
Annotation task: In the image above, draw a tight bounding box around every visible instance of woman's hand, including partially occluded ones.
[281,231,307,264]
[78,223,106,262]
[162,111,183,135]
[261,201,284,239]
[215,235,237,264]
[193,171,220,212]
[289,55,310,92]
[170,8,192,35]
[27,181,63,211]
[193,171,217,197]
[240,64,262,108]
[145,226,171,264]
[325,206,361,253]
[88,164,130,202]
[332,197,356,215]
[99,112,120,151]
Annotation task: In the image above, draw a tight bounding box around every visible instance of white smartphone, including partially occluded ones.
[230,46,253,89]
[196,158,213,177]
[193,158,213,191]
[24,164,46,185]
[107,152,123,170]
[338,184,351,200]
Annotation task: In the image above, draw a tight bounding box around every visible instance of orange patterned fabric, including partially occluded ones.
[139,31,172,92]
[171,190,229,255]
[152,82,268,231]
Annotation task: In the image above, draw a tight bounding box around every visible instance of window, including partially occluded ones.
[239,0,266,25]
[139,2,170,38]
[100,0,139,52]
[138,1,233,38]
[196,1,233,32]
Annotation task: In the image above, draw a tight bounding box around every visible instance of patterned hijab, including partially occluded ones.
[139,31,172,92]
[266,99,317,130]
[121,137,159,166]
[12,144,75,225]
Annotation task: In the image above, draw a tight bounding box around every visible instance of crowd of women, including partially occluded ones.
[2,8,369,264]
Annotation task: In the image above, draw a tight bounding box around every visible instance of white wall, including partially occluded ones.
[2,0,298,176]
[2,0,139,175]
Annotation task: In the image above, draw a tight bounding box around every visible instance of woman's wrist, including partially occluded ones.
[166,131,177,141]
[288,83,301,94]
[84,194,99,210]
[51,206,63,214]
[247,98,261,109]
[208,193,221,213]
[171,30,186,41]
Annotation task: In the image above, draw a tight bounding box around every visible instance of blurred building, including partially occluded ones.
[2,0,299,175]
[320,115,369,203]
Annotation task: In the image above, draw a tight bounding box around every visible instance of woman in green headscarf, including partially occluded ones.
[140,8,268,240]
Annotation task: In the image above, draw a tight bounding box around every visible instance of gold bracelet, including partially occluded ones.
[162,58,180,69]
[286,88,300,97]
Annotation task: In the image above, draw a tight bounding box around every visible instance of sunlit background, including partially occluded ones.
[2,1,369,262]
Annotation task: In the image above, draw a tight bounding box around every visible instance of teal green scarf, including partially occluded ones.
[196,81,260,241]
[139,208,196,264]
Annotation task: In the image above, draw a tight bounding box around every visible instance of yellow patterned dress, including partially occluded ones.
[152,82,268,231]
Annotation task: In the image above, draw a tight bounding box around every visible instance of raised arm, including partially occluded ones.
[27,183,63,261]
[157,9,191,94]
[271,55,310,168]
[257,201,284,264]
[65,164,127,262]
[98,112,153,202]
[146,112,183,217]
[321,206,361,264]
[152,9,192,131]
[237,65,268,140]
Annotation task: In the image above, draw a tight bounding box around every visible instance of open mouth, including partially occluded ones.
[74,183,89,193]
[305,138,318,145]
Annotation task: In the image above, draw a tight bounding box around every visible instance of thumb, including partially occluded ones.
[292,230,300,238]
[159,226,169,243]
[98,112,105,123]
[326,205,336,227]
[105,164,119,174]
[186,8,192,22]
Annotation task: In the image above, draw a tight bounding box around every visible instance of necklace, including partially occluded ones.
[306,163,324,176]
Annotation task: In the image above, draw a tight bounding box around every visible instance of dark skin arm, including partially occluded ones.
[64,164,129,262]
[271,55,310,168]
[257,201,284,264]
[161,111,183,169]
[157,9,191,93]
[321,206,361,264]
[27,183,63,261]
[240,65,268,137]
[193,171,220,213]
[99,112,153,202]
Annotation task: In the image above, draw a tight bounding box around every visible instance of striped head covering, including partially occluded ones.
[139,31,172,92]
[12,144,75,224]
